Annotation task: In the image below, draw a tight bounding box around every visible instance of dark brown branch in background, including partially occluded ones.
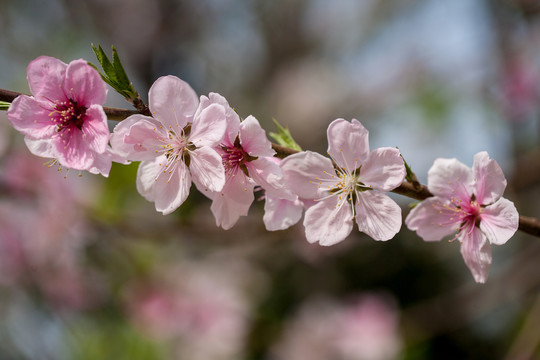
[1,88,539,238]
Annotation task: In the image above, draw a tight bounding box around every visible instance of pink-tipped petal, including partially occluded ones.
[188,146,226,193]
[24,138,57,159]
[55,129,95,170]
[7,96,56,139]
[247,157,296,200]
[64,59,107,106]
[428,158,474,201]
[360,147,406,191]
[459,227,492,283]
[149,76,198,131]
[405,197,461,241]
[327,118,370,170]
[281,151,336,200]
[82,105,109,154]
[190,103,226,147]
[239,115,275,157]
[26,56,67,101]
[87,147,116,177]
[472,151,507,205]
[111,115,168,161]
[210,175,255,230]
[303,196,354,246]
[263,195,303,231]
[480,198,519,245]
[354,191,402,241]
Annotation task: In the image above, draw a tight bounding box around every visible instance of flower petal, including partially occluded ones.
[190,103,226,147]
[55,128,95,170]
[405,197,461,241]
[210,174,255,230]
[303,196,354,246]
[136,158,191,215]
[327,118,369,170]
[195,93,240,146]
[428,158,474,201]
[459,227,492,283]
[281,151,336,200]
[26,56,67,101]
[263,195,303,231]
[472,151,507,205]
[7,96,56,139]
[480,198,519,245]
[188,146,225,192]
[81,105,109,154]
[148,76,198,131]
[239,115,275,157]
[111,115,168,161]
[354,191,402,241]
[360,147,406,191]
[64,59,107,106]
[247,157,295,200]
[24,138,57,159]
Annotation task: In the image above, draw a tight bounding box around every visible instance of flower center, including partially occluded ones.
[220,137,257,176]
[50,98,87,132]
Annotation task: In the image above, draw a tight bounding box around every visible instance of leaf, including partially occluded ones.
[400,152,419,185]
[269,119,302,151]
[0,100,10,111]
[90,44,138,100]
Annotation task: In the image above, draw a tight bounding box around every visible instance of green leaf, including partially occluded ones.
[0,100,10,111]
[400,152,418,184]
[269,119,302,151]
[90,44,138,101]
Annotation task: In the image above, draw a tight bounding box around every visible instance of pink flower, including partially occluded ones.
[7,56,110,172]
[195,93,294,229]
[111,76,227,214]
[281,118,406,245]
[405,151,519,283]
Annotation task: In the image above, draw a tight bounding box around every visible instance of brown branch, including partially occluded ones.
[1,88,539,238]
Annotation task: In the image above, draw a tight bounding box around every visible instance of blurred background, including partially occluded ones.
[1,0,540,359]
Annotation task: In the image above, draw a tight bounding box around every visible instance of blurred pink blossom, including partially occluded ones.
[271,294,402,360]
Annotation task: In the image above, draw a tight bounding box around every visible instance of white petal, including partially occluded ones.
[148,76,198,131]
[327,118,369,170]
[263,195,303,231]
[405,197,460,241]
[190,103,226,147]
[354,191,402,241]
[472,151,507,205]
[281,151,336,200]
[303,196,354,246]
[360,147,406,191]
[210,174,255,230]
[248,157,295,200]
[111,115,167,161]
[459,227,492,283]
[239,115,275,157]
[480,198,519,245]
[188,146,226,192]
[427,158,474,201]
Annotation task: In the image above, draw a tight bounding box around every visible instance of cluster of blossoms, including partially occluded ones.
[6,56,521,283]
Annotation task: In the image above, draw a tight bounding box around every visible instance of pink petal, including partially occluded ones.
[24,138,57,159]
[188,146,225,192]
[239,115,275,157]
[26,56,67,101]
[480,198,519,245]
[281,151,336,200]
[247,157,296,200]
[55,128,95,170]
[111,115,168,161]
[360,147,406,191]
[7,96,56,139]
[427,158,474,201]
[263,194,303,231]
[210,174,255,230]
[195,92,240,146]
[81,105,109,154]
[148,76,198,131]
[405,197,461,241]
[190,103,226,147]
[327,118,369,170]
[64,59,107,106]
[87,147,115,177]
[303,196,354,246]
[354,191,402,241]
[472,151,507,205]
[459,227,492,283]
[136,158,191,215]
